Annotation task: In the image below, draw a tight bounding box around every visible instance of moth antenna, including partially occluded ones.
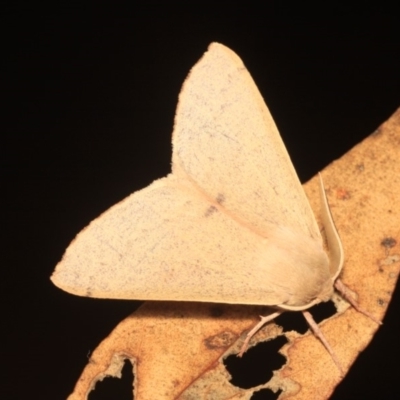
[238,311,282,357]
[335,279,382,325]
[302,310,344,376]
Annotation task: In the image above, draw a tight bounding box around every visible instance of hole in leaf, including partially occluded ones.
[251,387,282,399]
[275,310,309,334]
[275,301,337,334]
[225,336,287,389]
[89,359,134,400]
[308,300,337,323]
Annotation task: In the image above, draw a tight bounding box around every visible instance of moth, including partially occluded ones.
[51,43,379,372]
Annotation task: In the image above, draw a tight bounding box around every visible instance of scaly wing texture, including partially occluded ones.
[52,43,330,306]
[52,174,324,304]
[172,43,321,241]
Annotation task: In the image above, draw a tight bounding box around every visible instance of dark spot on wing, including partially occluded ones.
[216,193,225,204]
[204,205,218,217]
[204,193,225,217]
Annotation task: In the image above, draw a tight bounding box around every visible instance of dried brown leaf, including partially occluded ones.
[67,109,400,399]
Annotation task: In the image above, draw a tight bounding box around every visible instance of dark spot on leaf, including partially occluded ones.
[356,163,365,172]
[377,298,385,306]
[172,379,180,388]
[336,188,351,200]
[381,237,397,249]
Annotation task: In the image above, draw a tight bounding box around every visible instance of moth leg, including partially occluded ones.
[335,279,382,325]
[302,310,343,376]
[238,311,282,357]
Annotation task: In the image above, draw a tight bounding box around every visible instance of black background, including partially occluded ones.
[3,4,400,399]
